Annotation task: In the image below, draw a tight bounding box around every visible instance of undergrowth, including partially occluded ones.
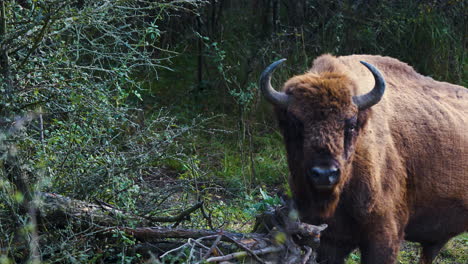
[0,0,466,263]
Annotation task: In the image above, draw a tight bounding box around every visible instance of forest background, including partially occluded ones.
[0,0,466,263]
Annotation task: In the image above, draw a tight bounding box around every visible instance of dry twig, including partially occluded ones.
[222,234,266,264]
[205,246,284,263]
[301,246,313,264]
[203,234,223,259]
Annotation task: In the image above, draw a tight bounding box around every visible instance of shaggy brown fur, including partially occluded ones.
[274,54,468,264]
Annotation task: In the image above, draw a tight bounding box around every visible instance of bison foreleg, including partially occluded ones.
[316,239,355,264]
[419,239,449,264]
[360,235,400,264]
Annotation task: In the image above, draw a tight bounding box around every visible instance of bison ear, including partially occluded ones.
[352,61,386,110]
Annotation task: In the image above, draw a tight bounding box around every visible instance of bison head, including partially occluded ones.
[260,58,385,218]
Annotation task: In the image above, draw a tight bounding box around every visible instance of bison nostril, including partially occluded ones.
[309,166,340,185]
[328,169,340,184]
[310,168,321,178]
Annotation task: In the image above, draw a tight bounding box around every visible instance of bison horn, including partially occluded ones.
[352,61,386,110]
[259,59,290,108]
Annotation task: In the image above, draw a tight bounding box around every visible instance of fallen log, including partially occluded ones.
[36,192,150,226]
[36,192,203,227]
[34,192,327,263]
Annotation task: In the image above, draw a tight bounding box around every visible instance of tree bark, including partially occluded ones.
[0,0,12,98]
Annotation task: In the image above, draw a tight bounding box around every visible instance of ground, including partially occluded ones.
[345,233,468,264]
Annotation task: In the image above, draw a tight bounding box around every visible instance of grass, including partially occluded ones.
[345,233,468,264]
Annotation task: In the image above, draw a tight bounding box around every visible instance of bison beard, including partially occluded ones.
[259,54,468,264]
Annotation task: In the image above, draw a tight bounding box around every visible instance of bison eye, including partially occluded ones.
[344,117,357,156]
[282,112,303,140]
[345,117,358,132]
[287,112,303,128]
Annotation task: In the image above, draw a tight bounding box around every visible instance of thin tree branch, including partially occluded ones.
[223,234,266,264]
[202,234,222,259]
[301,246,313,264]
[18,16,52,69]
[205,246,284,263]
[147,201,203,223]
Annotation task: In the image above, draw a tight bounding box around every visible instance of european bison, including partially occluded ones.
[259,54,467,264]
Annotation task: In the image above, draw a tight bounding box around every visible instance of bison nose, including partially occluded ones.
[308,166,340,188]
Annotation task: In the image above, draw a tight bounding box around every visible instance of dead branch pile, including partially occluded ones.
[35,192,327,263]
